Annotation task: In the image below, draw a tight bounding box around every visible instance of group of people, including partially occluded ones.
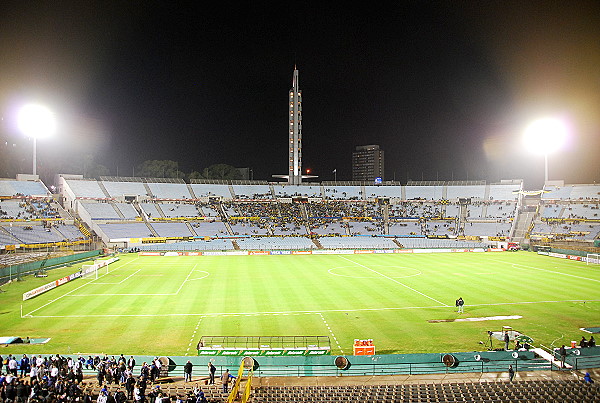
[0,353,90,402]
[579,336,596,348]
[0,354,240,402]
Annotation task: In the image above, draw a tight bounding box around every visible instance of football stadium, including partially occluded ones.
[2,3,600,401]
[1,176,600,401]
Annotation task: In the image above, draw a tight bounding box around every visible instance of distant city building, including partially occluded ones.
[352,145,384,182]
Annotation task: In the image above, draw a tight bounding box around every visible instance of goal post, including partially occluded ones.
[587,253,600,265]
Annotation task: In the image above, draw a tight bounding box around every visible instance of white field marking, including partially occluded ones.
[489,258,600,283]
[186,317,203,356]
[23,257,139,317]
[23,299,600,319]
[186,270,210,281]
[66,293,175,297]
[453,315,522,322]
[174,264,199,295]
[339,256,449,306]
[93,269,142,285]
[328,266,422,279]
[319,312,343,354]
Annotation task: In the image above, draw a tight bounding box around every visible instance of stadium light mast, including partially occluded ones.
[523,117,568,185]
[17,104,56,176]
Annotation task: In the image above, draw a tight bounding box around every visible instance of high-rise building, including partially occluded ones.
[352,145,385,182]
[274,66,316,183]
[287,66,302,185]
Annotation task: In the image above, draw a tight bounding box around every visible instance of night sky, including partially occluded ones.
[1,1,599,189]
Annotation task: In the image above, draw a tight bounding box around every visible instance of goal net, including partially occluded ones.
[80,264,100,279]
[587,253,600,265]
[80,257,117,279]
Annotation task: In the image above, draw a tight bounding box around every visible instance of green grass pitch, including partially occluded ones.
[2,251,599,356]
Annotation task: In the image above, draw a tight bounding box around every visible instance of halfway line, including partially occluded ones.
[339,256,448,306]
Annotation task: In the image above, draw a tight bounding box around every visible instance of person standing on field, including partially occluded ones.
[456,297,464,313]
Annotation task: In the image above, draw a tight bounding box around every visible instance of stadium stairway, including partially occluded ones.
[187,183,197,199]
[532,348,573,370]
[186,221,198,236]
[97,180,112,198]
[392,238,404,248]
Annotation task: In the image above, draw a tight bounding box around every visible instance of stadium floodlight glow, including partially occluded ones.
[523,117,568,184]
[17,104,56,176]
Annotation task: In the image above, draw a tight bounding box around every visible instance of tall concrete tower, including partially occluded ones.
[288,66,302,185]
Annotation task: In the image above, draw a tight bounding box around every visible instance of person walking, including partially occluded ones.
[508,365,515,382]
[220,369,235,393]
[208,362,216,385]
[184,360,193,382]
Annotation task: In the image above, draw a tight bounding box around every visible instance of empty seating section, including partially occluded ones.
[563,203,600,219]
[271,223,306,235]
[102,181,147,198]
[466,205,483,219]
[0,229,19,245]
[569,185,600,200]
[318,236,398,249]
[488,184,520,200]
[444,204,460,218]
[198,203,220,217]
[447,185,486,200]
[140,202,163,218]
[232,184,272,199]
[364,185,403,198]
[486,202,516,219]
[0,179,47,196]
[4,225,65,244]
[151,222,194,237]
[323,186,363,199]
[80,202,121,219]
[253,380,600,403]
[160,203,200,218]
[147,182,192,199]
[66,180,107,198]
[463,222,511,237]
[236,237,315,250]
[405,185,443,200]
[114,203,139,219]
[53,224,85,240]
[543,185,572,200]
[190,184,232,198]
[98,223,154,239]
[141,239,234,251]
[272,184,322,198]
[531,222,600,240]
[398,238,484,249]
[230,221,269,236]
[189,221,228,237]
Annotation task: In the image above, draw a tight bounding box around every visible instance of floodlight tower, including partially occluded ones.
[17,104,56,176]
[523,117,568,185]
